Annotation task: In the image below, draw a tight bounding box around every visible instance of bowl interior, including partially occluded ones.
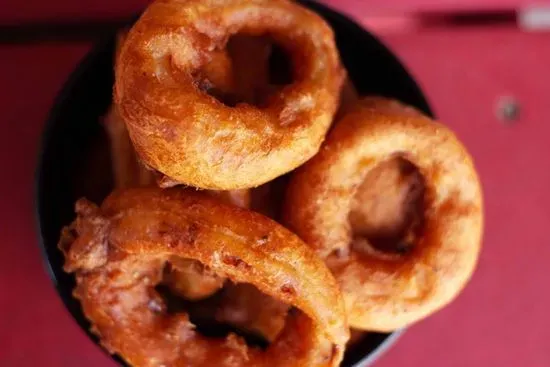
[35,1,431,366]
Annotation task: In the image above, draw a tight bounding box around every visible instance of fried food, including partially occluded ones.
[59,187,349,366]
[115,0,344,190]
[62,0,486,360]
[284,97,483,331]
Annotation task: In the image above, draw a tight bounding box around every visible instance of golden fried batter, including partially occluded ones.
[285,97,483,331]
[60,188,349,366]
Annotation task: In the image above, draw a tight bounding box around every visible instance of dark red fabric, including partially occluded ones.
[1,2,549,366]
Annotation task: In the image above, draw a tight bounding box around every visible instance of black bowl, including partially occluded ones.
[35,1,432,366]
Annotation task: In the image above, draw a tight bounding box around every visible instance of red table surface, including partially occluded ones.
[0,0,536,23]
[1,3,550,367]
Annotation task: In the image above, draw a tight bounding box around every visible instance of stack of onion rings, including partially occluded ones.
[57,0,485,364]
[108,25,293,342]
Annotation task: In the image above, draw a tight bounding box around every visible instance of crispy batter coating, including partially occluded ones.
[59,188,349,366]
[284,97,483,331]
[115,0,344,190]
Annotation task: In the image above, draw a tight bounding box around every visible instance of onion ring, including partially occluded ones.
[115,0,344,190]
[59,187,349,366]
[284,97,483,331]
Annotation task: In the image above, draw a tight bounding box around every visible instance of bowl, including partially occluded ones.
[35,1,432,366]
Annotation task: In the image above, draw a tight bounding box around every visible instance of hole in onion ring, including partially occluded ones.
[349,156,426,256]
[155,261,290,350]
[193,34,295,108]
[155,285,267,349]
[227,34,294,107]
[266,41,293,87]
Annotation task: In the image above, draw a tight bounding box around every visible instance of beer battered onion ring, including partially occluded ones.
[115,0,344,190]
[284,97,483,331]
[59,188,349,366]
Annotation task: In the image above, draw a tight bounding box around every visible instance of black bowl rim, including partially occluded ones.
[34,1,432,366]
[34,37,100,291]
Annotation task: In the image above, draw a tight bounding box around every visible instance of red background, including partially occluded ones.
[1,1,549,366]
